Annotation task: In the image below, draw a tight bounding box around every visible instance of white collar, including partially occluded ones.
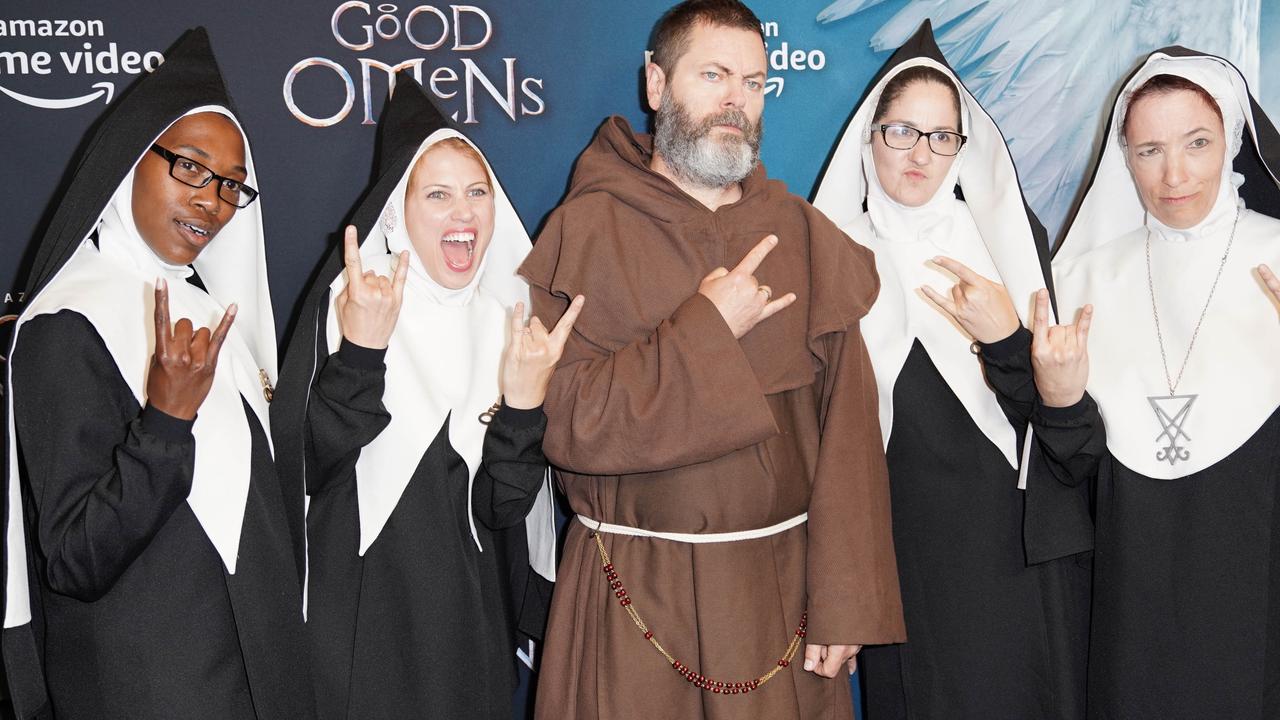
[1059,53,1253,262]
[861,93,967,247]
[1144,173,1244,244]
[1056,53,1280,478]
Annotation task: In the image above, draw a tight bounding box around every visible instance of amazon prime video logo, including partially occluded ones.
[0,18,164,110]
[641,19,826,99]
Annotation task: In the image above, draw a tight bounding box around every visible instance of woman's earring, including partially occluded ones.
[381,203,398,235]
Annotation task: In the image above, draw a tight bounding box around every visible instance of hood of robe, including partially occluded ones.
[562,115,773,223]
[520,114,880,402]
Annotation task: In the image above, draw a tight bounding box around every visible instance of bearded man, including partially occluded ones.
[519,2,905,717]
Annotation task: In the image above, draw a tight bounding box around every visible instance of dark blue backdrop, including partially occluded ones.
[1,2,1269,717]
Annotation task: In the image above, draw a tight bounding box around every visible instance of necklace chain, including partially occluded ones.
[1145,208,1240,396]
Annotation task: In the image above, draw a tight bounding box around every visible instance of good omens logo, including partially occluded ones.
[283,2,546,127]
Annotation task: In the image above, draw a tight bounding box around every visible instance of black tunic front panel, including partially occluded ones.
[860,339,1090,720]
[1032,385,1280,720]
[304,340,548,720]
[11,310,312,720]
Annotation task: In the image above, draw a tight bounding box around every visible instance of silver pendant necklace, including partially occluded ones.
[1144,207,1239,466]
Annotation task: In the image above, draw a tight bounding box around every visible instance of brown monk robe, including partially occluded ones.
[519,115,905,719]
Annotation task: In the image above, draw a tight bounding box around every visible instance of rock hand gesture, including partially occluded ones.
[335,225,409,350]
[147,279,236,420]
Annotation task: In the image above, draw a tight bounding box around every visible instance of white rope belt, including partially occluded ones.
[576,512,807,544]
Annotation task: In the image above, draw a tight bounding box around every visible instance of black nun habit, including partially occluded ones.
[1051,46,1280,719]
[271,75,554,720]
[812,21,1091,720]
[1,28,311,720]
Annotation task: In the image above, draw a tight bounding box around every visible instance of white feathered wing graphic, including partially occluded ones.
[816,0,1260,240]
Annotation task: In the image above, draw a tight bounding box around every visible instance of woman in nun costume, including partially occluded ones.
[0,28,312,719]
[811,22,1091,719]
[272,76,575,719]
[1029,47,1280,718]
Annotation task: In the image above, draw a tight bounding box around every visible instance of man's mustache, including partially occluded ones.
[701,109,751,134]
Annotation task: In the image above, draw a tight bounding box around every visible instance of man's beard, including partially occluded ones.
[653,88,762,189]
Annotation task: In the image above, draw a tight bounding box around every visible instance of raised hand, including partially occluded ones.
[334,225,409,350]
[698,234,797,339]
[147,278,236,420]
[501,295,585,410]
[919,256,1021,343]
[1030,288,1092,408]
[1257,264,1280,306]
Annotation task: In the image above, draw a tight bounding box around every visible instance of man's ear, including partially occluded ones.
[645,62,666,113]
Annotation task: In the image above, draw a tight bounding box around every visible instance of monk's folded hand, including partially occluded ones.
[501,295,585,410]
[920,255,1021,343]
[147,278,236,421]
[803,643,862,678]
[1030,288,1092,407]
[335,225,408,350]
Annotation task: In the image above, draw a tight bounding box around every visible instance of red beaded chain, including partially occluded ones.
[590,530,808,696]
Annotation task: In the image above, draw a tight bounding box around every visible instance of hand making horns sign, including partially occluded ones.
[698,234,798,339]
[502,295,586,410]
[1029,288,1092,408]
[1256,264,1280,307]
[919,256,1092,407]
[147,278,236,421]
[919,256,1021,344]
[335,225,410,350]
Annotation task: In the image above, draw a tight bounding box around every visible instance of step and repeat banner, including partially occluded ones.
[0,1,1273,718]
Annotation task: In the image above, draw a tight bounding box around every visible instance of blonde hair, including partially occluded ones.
[409,136,492,189]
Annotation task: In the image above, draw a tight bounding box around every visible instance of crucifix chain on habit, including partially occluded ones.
[1144,208,1239,466]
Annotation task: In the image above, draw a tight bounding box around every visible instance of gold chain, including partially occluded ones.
[478,398,501,425]
[258,368,274,403]
[590,530,807,696]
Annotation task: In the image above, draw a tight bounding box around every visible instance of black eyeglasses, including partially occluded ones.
[148,144,259,208]
[876,124,968,157]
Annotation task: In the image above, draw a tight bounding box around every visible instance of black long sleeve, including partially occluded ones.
[11,310,195,602]
[304,339,391,497]
[472,402,549,531]
[1029,395,1107,489]
[977,326,1107,489]
[977,326,1038,428]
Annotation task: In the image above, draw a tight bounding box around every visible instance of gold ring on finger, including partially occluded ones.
[757,285,772,301]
